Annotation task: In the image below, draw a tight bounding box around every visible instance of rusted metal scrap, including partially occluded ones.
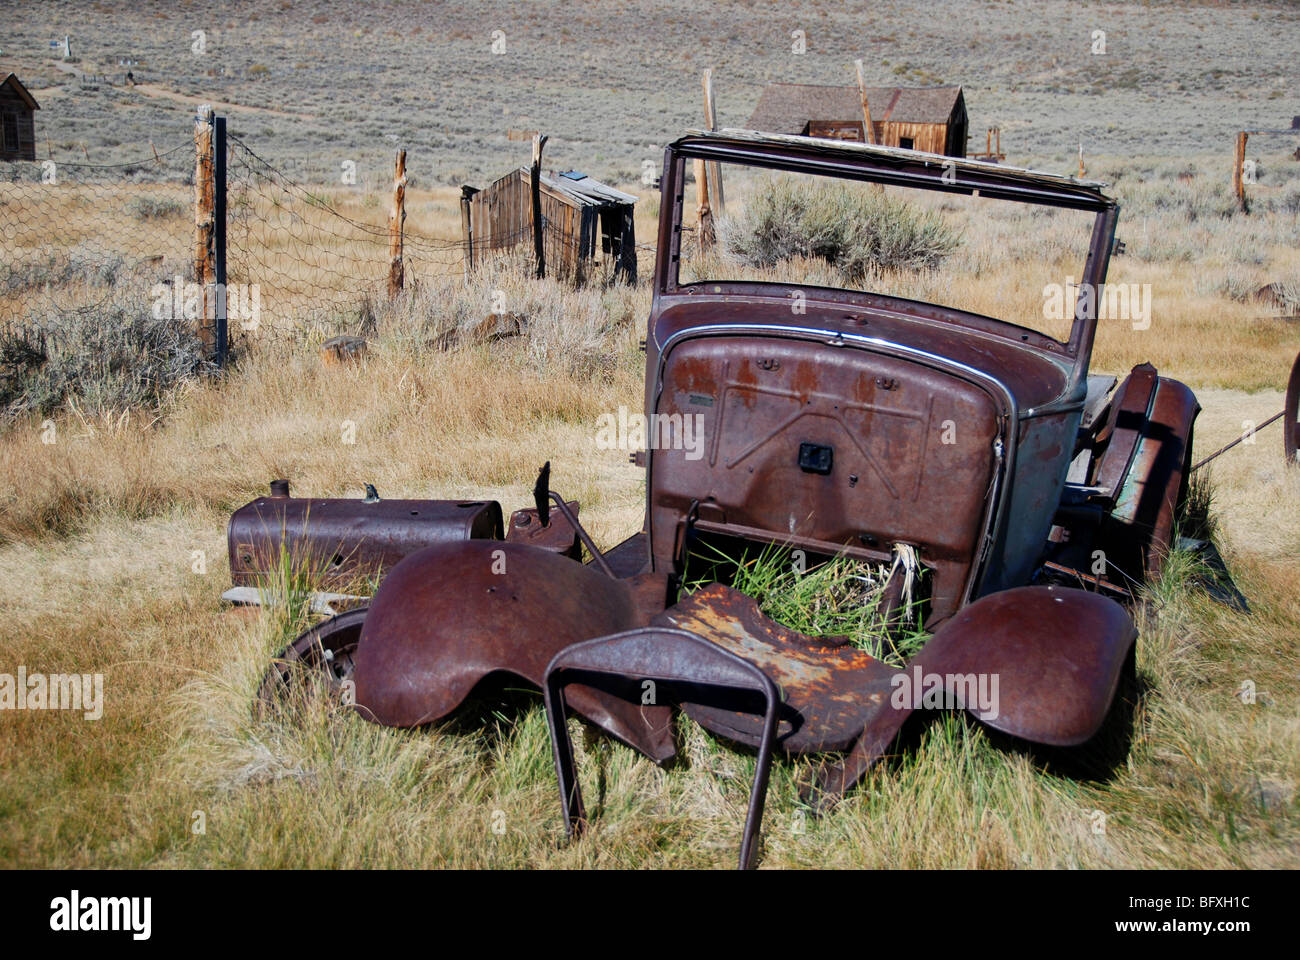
[228,479,503,589]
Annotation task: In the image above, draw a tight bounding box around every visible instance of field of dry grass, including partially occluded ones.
[1,0,1298,871]
[1,333,1296,869]
[2,149,1298,868]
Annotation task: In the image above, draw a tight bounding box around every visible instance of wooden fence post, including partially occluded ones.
[460,185,478,282]
[701,69,724,214]
[1233,131,1249,213]
[694,157,714,253]
[193,104,216,359]
[854,59,877,145]
[531,133,548,279]
[388,148,407,298]
[1078,141,1086,178]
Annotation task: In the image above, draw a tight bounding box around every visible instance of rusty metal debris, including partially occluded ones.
[229,479,503,589]
[351,540,675,761]
[545,627,779,869]
[242,129,1236,867]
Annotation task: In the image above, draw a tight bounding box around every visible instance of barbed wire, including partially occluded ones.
[3,131,646,345]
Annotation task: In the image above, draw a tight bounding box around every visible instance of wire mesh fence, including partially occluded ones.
[225,134,474,341]
[0,138,194,325]
[1,115,643,365]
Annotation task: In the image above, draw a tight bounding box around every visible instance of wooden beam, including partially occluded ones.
[531,133,549,279]
[702,69,724,214]
[854,59,877,145]
[388,148,407,299]
[193,105,215,358]
[460,186,475,282]
[694,157,714,253]
[1233,130,1249,213]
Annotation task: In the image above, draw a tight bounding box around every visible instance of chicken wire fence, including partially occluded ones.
[1,119,612,362]
[225,134,476,343]
[0,138,194,326]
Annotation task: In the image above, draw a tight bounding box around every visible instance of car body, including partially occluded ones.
[249,129,1200,864]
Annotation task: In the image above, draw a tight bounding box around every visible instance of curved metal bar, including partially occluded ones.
[544,626,781,870]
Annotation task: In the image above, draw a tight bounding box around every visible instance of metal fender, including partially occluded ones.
[909,584,1136,746]
[351,540,676,763]
[810,585,1136,807]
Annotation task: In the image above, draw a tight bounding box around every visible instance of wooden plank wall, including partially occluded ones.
[0,87,35,161]
[468,169,593,281]
[807,119,950,155]
[879,121,948,154]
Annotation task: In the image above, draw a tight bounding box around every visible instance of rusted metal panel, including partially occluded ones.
[808,585,1136,806]
[1110,375,1200,580]
[647,331,1005,623]
[655,584,898,753]
[505,501,581,559]
[978,409,1080,599]
[228,481,502,588]
[351,541,676,762]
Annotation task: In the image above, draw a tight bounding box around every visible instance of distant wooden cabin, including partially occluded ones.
[464,168,637,282]
[747,83,967,157]
[0,71,39,161]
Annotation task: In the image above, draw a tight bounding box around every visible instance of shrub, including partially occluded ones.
[1194,267,1259,303]
[719,176,960,278]
[0,247,125,294]
[128,194,186,220]
[0,295,213,420]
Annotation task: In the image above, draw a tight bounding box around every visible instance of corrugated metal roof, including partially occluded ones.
[496,167,638,207]
[747,83,960,133]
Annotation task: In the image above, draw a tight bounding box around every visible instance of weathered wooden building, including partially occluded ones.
[464,168,637,282]
[0,71,39,161]
[747,83,967,157]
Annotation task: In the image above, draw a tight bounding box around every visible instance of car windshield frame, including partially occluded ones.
[655,130,1119,383]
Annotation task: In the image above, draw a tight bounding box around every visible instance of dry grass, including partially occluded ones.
[1,151,1298,869]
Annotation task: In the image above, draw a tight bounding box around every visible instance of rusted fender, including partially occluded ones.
[912,585,1136,745]
[351,540,676,763]
[811,585,1136,807]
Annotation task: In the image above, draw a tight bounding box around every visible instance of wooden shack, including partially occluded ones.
[747,83,967,157]
[464,168,637,283]
[0,71,39,161]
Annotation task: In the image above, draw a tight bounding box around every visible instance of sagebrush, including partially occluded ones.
[719,175,961,278]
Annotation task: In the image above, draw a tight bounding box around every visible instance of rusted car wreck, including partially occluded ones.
[243,130,1203,868]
